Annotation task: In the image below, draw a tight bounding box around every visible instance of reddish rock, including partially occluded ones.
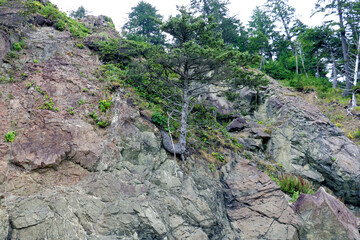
[292,187,360,240]
[222,159,302,239]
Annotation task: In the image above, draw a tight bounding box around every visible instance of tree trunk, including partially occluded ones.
[337,0,352,97]
[295,47,299,74]
[352,92,357,108]
[178,92,189,154]
[299,45,308,78]
[278,11,298,74]
[353,37,360,86]
[331,48,338,88]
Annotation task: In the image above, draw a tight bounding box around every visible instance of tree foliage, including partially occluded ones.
[132,7,266,155]
[122,1,165,45]
[70,6,87,19]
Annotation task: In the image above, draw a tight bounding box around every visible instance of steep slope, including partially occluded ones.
[0,1,302,239]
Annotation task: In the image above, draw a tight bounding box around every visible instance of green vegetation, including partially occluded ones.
[4,131,16,142]
[69,6,87,19]
[24,1,90,38]
[39,95,58,111]
[122,1,165,45]
[276,173,316,202]
[5,51,19,60]
[212,152,225,162]
[98,99,112,112]
[13,41,25,51]
[89,111,110,128]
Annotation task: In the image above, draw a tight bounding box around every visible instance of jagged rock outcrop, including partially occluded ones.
[254,81,360,206]
[292,187,360,240]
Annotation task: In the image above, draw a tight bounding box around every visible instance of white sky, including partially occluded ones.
[51,0,327,32]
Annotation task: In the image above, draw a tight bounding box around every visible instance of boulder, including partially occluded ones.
[226,118,246,132]
[222,159,302,239]
[292,187,360,240]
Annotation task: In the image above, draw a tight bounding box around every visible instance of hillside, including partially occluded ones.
[0,1,359,239]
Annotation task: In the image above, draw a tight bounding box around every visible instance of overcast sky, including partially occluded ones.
[51,0,327,32]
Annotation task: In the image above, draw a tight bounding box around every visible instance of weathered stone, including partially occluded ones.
[254,80,360,205]
[226,118,246,132]
[0,31,10,63]
[222,158,302,239]
[292,187,360,240]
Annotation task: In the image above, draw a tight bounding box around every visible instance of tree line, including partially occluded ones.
[121,0,360,99]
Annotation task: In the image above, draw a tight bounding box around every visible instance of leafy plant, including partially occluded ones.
[152,111,167,127]
[99,99,112,112]
[212,152,225,162]
[13,41,25,51]
[4,131,16,142]
[39,95,57,111]
[208,163,216,172]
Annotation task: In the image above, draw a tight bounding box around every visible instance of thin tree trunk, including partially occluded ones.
[331,48,338,88]
[353,37,360,86]
[315,52,320,78]
[299,46,308,78]
[337,0,352,97]
[295,47,299,74]
[352,92,357,108]
[179,91,189,154]
[278,11,298,74]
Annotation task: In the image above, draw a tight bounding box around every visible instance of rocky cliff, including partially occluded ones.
[0,1,359,239]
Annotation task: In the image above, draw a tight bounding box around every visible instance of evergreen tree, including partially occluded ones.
[133,7,266,156]
[315,0,352,96]
[248,7,277,69]
[266,0,299,74]
[70,6,87,19]
[190,0,246,49]
[122,1,165,45]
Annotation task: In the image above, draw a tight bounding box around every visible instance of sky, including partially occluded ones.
[51,0,327,32]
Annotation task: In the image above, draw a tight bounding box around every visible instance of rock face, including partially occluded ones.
[292,187,360,240]
[0,3,303,239]
[253,81,360,206]
[222,159,302,239]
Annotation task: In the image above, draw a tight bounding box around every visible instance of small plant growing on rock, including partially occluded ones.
[13,41,25,51]
[212,152,225,162]
[77,43,85,49]
[208,163,216,172]
[4,131,16,142]
[278,173,316,201]
[99,99,113,112]
[33,59,39,63]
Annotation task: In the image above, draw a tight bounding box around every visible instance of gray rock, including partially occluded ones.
[0,31,10,64]
[226,118,246,132]
[255,81,360,205]
[221,158,302,239]
[292,187,360,240]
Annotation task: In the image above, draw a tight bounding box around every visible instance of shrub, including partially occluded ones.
[278,173,316,201]
[152,111,167,126]
[352,129,360,139]
[13,41,24,51]
[55,19,66,31]
[99,99,112,112]
[4,131,16,142]
[212,152,225,162]
[24,1,90,38]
